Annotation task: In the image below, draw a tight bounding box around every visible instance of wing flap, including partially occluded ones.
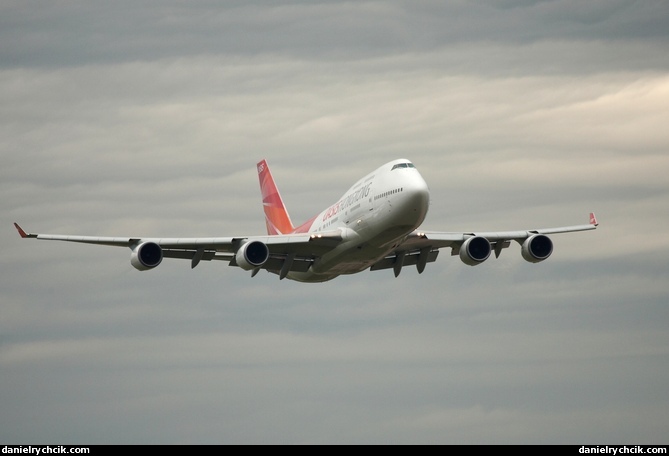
[262,256,312,273]
[370,249,439,271]
[162,250,218,261]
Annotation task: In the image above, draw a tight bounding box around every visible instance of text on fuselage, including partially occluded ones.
[322,183,372,221]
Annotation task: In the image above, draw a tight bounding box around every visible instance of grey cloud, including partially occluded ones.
[3,1,669,71]
[2,0,669,445]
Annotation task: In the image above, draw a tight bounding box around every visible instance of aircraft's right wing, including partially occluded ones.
[370,213,599,276]
[13,223,343,279]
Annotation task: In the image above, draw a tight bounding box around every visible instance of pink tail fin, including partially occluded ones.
[257,160,295,235]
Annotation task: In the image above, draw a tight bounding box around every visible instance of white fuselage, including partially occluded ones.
[287,159,430,282]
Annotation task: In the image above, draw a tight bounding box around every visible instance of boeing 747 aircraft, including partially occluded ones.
[14,159,598,282]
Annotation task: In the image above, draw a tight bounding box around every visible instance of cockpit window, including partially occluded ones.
[391,162,415,171]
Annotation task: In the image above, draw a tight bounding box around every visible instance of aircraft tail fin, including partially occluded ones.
[257,160,295,235]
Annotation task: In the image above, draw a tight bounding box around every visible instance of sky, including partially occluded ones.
[2,0,669,445]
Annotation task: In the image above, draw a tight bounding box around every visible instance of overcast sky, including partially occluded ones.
[2,0,669,444]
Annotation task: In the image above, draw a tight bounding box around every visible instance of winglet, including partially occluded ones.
[589,212,599,227]
[14,222,34,238]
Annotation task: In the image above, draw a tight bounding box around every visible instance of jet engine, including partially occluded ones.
[521,234,553,263]
[235,240,270,270]
[130,241,163,271]
[459,236,491,266]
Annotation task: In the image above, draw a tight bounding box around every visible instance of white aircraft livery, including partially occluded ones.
[14,159,598,282]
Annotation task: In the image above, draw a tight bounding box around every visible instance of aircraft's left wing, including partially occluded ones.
[370,213,599,276]
[13,223,342,279]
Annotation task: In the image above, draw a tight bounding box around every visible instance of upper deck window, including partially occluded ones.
[391,162,415,171]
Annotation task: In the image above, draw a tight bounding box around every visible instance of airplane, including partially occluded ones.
[14,158,598,283]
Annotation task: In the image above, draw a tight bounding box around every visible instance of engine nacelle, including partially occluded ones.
[130,241,163,271]
[521,234,553,263]
[459,236,491,266]
[235,240,270,270]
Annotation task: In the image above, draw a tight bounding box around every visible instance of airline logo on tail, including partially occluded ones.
[257,160,295,235]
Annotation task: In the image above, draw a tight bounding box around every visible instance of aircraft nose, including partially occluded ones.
[401,172,430,224]
[413,178,430,209]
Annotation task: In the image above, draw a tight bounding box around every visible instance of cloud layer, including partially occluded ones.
[2,0,669,444]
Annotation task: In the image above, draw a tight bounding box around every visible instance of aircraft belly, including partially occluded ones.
[309,239,393,277]
[285,270,339,283]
